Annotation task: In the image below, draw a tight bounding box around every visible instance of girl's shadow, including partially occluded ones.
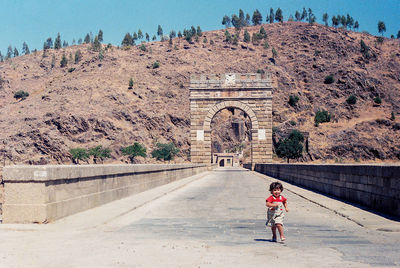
[254,238,275,243]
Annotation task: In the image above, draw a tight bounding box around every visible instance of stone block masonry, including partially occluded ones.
[252,164,400,217]
[190,73,273,165]
[2,164,208,223]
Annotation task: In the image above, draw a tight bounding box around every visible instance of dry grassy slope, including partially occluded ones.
[0,21,399,165]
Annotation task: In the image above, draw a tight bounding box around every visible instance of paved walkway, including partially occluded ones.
[1,168,399,267]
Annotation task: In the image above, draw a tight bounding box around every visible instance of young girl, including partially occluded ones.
[266,181,289,242]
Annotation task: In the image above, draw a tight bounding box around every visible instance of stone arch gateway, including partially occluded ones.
[190,73,273,165]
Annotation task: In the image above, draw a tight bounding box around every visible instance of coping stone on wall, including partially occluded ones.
[3,164,204,182]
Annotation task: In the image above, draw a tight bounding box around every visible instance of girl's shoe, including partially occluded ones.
[272,237,277,242]
[280,237,286,242]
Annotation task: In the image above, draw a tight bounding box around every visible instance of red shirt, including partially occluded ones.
[266,195,287,211]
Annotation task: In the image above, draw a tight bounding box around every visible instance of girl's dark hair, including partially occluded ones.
[269,181,283,192]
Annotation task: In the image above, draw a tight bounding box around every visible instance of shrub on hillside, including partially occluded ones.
[152,61,160,69]
[376,36,384,44]
[224,30,232,43]
[74,50,82,64]
[251,27,267,45]
[139,44,147,52]
[92,36,101,51]
[122,33,134,47]
[14,90,29,100]
[243,30,250,43]
[50,55,56,68]
[0,75,5,89]
[324,75,335,84]
[314,109,331,126]
[346,95,357,105]
[60,54,68,67]
[275,130,304,163]
[151,142,179,161]
[232,35,238,45]
[69,148,89,164]
[89,145,111,164]
[390,111,396,121]
[259,26,267,39]
[374,96,382,104]
[128,78,134,89]
[196,26,202,37]
[360,40,370,58]
[272,47,278,58]
[121,142,147,163]
[251,33,260,45]
[288,95,299,107]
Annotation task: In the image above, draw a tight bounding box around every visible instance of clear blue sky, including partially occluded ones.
[1,0,399,54]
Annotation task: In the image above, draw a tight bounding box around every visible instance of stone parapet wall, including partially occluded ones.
[2,164,208,223]
[242,163,253,170]
[251,164,400,217]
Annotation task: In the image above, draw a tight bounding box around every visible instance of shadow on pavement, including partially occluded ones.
[254,238,274,243]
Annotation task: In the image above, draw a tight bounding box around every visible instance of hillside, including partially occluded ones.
[0,21,399,166]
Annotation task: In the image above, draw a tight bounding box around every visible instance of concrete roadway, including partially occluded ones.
[1,167,400,267]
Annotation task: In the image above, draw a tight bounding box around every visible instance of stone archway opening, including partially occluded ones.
[211,107,252,165]
[190,73,273,166]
